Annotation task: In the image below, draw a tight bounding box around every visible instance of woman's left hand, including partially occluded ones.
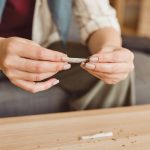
[81,45,134,84]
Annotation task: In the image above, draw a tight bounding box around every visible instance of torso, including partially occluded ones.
[0,0,35,39]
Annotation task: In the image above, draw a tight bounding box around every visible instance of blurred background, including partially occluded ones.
[110,0,150,104]
[111,0,150,38]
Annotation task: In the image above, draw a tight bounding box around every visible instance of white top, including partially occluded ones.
[32,0,121,47]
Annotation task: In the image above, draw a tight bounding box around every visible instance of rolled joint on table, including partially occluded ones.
[80,131,113,140]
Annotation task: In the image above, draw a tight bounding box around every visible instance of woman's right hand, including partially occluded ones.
[0,37,71,93]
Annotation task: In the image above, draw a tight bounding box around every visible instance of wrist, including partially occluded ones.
[88,28,122,54]
[89,44,122,54]
[100,44,122,52]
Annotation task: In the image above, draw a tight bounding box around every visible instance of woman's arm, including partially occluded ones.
[88,27,122,54]
[0,37,71,92]
[81,27,134,84]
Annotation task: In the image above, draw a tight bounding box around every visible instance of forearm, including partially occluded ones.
[88,27,122,54]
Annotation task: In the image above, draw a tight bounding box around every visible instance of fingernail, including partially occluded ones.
[89,56,99,62]
[85,63,95,70]
[63,64,71,70]
[81,62,85,66]
[52,80,60,86]
[62,56,69,62]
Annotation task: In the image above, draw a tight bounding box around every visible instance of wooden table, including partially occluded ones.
[0,105,150,150]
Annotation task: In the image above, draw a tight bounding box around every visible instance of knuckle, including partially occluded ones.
[104,79,118,85]
[111,79,119,84]
[3,58,12,68]
[125,49,134,60]
[124,48,130,53]
[7,43,13,53]
[37,50,44,60]
[113,53,120,61]
[30,87,38,93]
[132,64,135,70]
[5,69,12,78]
[105,81,112,85]
[111,65,118,73]
[100,73,108,79]
[103,79,111,84]
[55,63,63,71]
[130,64,135,71]
[31,90,37,94]
[53,53,61,61]
[35,63,43,73]
[130,52,134,60]
[6,38,16,52]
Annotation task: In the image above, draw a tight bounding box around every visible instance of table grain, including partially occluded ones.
[0,105,150,150]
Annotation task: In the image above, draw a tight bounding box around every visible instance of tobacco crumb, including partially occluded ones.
[133,134,138,136]
[112,138,117,141]
[126,136,130,139]
[56,139,60,142]
[131,140,136,144]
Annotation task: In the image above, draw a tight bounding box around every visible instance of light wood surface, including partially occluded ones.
[0,105,150,150]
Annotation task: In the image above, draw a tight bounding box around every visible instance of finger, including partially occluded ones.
[89,49,134,63]
[15,39,67,62]
[82,62,134,74]
[14,57,71,73]
[87,70,128,81]
[5,69,57,81]
[10,37,40,45]
[81,67,108,83]
[81,64,102,79]
[21,48,67,62]
[11,78,59,93]
[101,72,128,80]
[85,69,127,84]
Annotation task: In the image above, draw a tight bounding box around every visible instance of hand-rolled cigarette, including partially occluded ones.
[64,57,87,63]
[80,131,113,140]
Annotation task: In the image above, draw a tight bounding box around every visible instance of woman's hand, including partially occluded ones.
[81,45,134,84]
[0,37,71,93]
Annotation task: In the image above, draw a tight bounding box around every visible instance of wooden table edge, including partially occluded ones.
[0,104,150,124]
